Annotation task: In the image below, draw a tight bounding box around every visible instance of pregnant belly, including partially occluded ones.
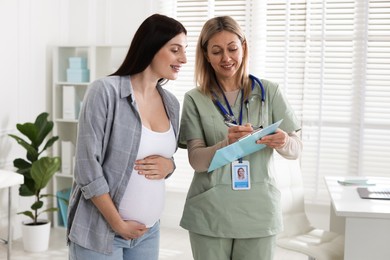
[118,172,165,227]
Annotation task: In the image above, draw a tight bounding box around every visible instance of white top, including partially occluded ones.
[324,176,390,219]
[118,124,176,227]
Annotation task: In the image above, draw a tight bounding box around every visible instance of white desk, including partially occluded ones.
[0,170,24,260]
[324,176,390,260]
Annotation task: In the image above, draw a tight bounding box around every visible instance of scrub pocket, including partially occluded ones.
[180,182,282,238]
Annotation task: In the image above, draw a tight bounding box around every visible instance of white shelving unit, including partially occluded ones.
[52,45,127,227]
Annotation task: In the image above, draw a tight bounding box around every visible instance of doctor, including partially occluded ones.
[178,16,302,260]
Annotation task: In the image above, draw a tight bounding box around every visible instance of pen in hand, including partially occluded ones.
[225,121,262,131]
[225,121,238,127]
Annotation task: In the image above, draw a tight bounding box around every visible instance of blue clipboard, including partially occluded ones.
[208,119,283,172]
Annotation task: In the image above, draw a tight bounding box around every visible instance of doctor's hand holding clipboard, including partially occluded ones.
[208,119,284,172]
[226,122,288,149]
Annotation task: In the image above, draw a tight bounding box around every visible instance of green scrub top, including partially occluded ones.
[178,78,301,239]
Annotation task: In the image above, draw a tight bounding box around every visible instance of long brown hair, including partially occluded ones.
[111,14,187,81]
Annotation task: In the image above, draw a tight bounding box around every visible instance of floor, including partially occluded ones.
[0,226,307,260]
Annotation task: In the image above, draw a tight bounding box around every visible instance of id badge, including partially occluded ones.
[231,160,250,190]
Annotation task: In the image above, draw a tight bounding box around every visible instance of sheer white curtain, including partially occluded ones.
[156,0,390,204]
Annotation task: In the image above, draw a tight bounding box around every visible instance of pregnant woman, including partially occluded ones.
[67,14,187,260]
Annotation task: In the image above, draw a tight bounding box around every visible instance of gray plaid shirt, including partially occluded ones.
[67,75,180,254]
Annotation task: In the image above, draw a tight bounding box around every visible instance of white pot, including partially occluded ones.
[21,219,51,252]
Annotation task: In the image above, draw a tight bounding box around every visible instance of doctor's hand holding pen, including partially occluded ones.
[225,122,253,143]
[225,121,288,149]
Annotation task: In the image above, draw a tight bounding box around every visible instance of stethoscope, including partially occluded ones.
[213,74,266,128]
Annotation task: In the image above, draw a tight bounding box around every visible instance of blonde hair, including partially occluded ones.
[195,16,250,99]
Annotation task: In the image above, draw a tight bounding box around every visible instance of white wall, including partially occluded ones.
[0,0,155,240]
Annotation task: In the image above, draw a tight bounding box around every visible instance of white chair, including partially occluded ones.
[273,154,344,260]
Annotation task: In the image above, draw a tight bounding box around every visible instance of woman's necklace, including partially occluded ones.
[223,89,241,106]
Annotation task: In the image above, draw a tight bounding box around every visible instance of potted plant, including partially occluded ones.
[8,112,61,252]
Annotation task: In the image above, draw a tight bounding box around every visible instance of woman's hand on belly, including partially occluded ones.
[116,220,148,240]
[134,155,174,180]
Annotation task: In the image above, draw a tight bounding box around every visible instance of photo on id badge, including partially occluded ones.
[232,160,250,190]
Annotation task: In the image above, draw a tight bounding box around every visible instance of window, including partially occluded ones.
[156,0,390,204]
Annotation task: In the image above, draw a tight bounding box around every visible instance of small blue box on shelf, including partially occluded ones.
[68,57,87,69]
[66,68,90,82]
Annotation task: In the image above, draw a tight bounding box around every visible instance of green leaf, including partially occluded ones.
[31,201,43,210]
[31,157,61,190]
[41,136,60,154]
[38,208,58,215]
[14,112,54,152]
[8,134,39,162]
[34,112,54,148]
[13,158,32,176]
[13,158,35,196]
[15,122,39,148]
[19,181,36,196]
[40,193,55,198]
[17,211,34,220]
